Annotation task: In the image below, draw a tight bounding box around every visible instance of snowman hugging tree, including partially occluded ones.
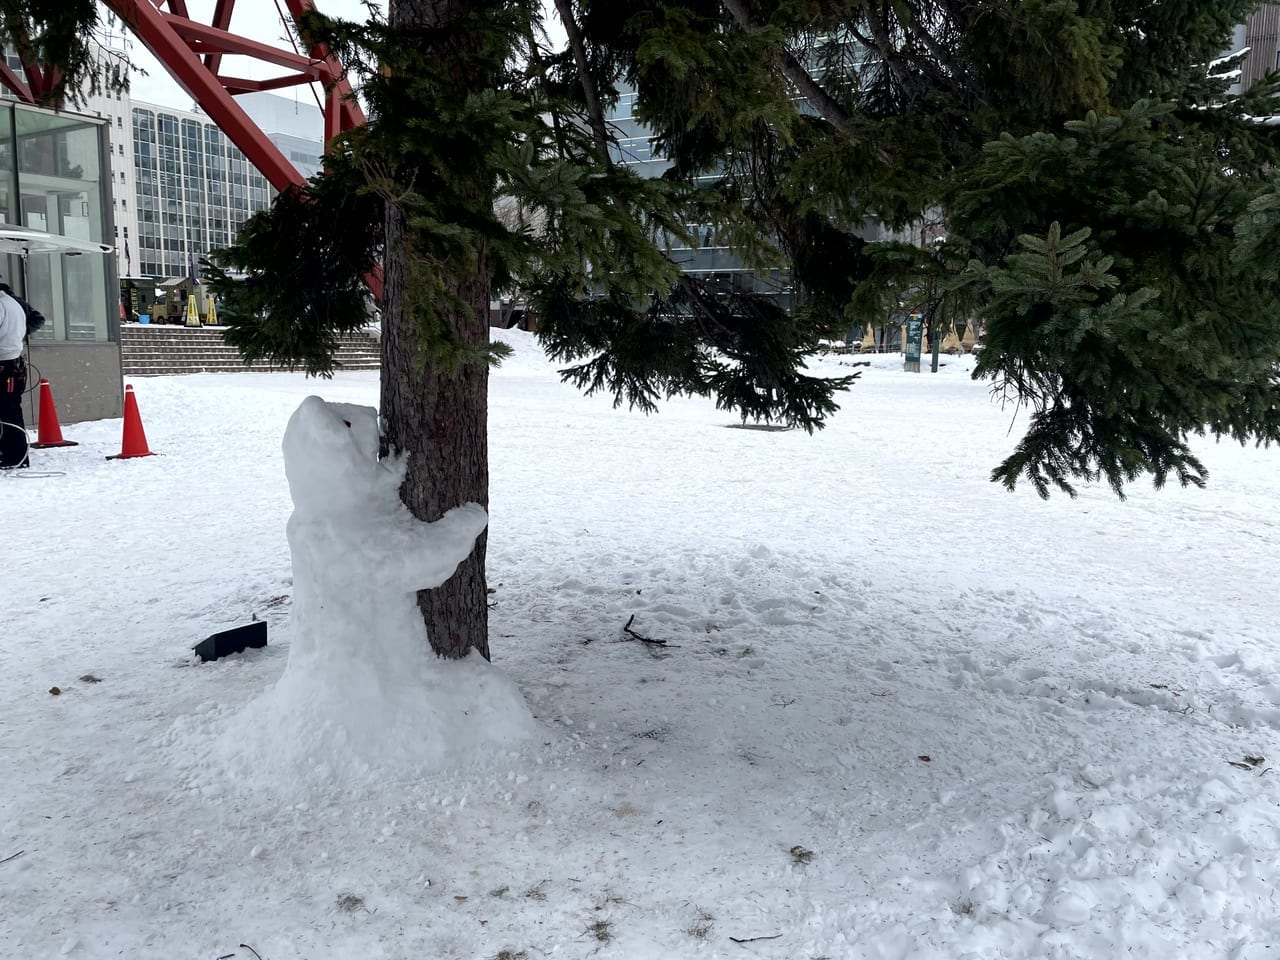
[204,397,533,786]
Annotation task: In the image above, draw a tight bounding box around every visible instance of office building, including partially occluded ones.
[67,54,324,283]
[128,100,270,279]
[127,92,324,281]
[606,87,790,305]
[1226,5,1280,95]
[55,40,323,282]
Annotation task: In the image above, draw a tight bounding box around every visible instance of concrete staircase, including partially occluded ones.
[118,324,380,377]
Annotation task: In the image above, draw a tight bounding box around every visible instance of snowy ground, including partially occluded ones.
[3,331,1279,960]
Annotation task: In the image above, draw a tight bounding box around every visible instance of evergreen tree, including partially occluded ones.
[212,0,1280,658]
[26,1,1280,661]
[209,0,856,660]
[607,0,1280,496]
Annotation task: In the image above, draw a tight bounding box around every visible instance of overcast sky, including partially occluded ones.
[104,0,384,109]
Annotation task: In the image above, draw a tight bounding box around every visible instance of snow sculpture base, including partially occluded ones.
[193,396,534,788]
[213,645,534,786]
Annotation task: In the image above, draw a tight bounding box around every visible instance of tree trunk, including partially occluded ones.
[380,0,495,660]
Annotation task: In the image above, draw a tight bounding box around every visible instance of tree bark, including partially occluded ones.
[381,0,495,660]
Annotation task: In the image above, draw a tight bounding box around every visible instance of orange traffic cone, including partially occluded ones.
[106,384,154,460]
[30,379,79,449]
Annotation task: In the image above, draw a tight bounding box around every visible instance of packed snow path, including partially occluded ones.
[2,333,1277,959]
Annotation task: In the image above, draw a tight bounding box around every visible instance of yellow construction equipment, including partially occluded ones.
[941,325,961,353]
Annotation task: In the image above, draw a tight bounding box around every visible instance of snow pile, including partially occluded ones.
[5,334,1280,959]
[951,770,1279,953]
[171,396,534,789]
[490,327,562,378]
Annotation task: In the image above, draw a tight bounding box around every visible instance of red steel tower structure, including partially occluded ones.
[0,0,365,196]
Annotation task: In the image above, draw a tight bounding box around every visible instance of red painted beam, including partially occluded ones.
[22,61,46,100]
[103,0,382,300]
[187,44,333,85]
[281,0,378,298]
[168,17,333,78]
[0,62,34,103]
[102,0,304,193]
[218,73,321,94]
[204,0,236,74]
[281,0,367,137]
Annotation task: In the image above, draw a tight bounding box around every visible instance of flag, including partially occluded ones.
[125,238,131,274]
[187,250,197,285]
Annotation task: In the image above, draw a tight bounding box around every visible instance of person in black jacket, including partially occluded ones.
[0,279,46,469]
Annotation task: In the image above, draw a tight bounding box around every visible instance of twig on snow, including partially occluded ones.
[1229,755,1266,771]
[239,945,265,960]
[0,850,24,865]
[622,615,677,648]
[730,933,782,944]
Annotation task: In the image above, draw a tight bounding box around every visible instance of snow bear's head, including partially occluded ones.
[283,396,395,514]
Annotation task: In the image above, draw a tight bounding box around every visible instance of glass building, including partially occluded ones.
[606,87,792,306]
[0,102,116,342]
[0,99,123,426]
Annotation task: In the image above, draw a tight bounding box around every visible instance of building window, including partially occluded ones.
[8,105,113,340]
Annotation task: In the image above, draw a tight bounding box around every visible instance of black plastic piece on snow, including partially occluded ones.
[193,621,268,662]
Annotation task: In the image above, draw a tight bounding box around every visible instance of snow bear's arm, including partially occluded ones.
[375,502,489,593]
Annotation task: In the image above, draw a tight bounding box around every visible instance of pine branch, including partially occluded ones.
[864,1,914,96]
[720,0,870,151]
[552,0,611,162]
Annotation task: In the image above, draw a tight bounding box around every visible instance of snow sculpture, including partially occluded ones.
[206,396,534,786]
[281,396,487,662]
